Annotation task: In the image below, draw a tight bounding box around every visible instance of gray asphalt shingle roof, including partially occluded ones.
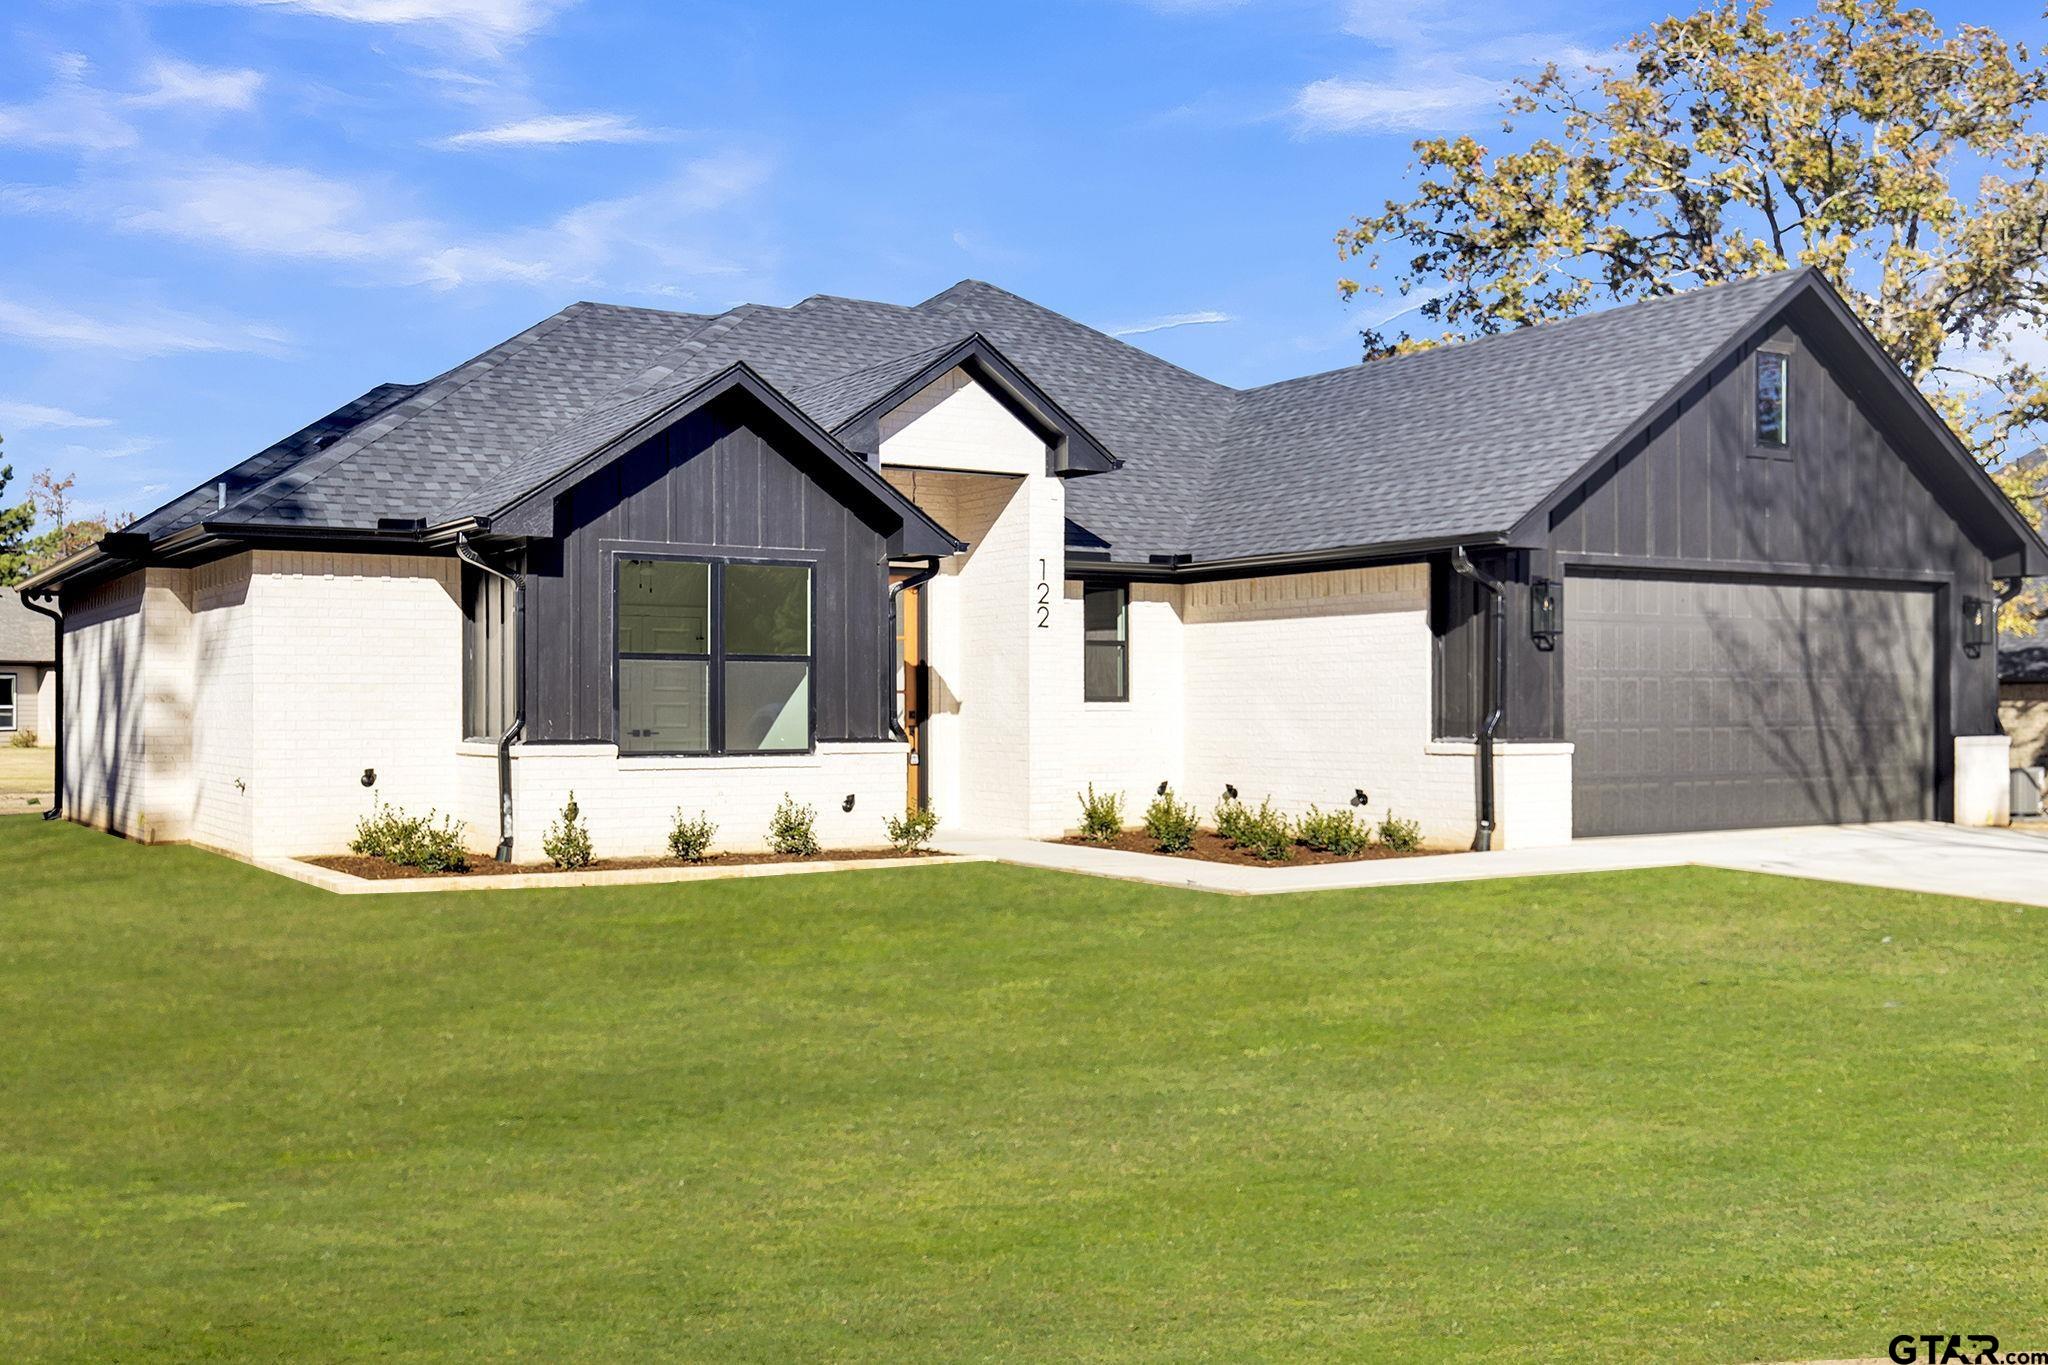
[0,589,56,663]
[128,269,1809,565]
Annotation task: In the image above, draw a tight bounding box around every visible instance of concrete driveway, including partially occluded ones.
[944,821,2048,903]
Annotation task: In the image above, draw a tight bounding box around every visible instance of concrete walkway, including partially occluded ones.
[938,822,2048,905]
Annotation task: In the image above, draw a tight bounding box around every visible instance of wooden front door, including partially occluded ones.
[895,581,928,809]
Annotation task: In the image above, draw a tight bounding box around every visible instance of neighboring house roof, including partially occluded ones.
[29,266,2048,589]
[2002,641,2048,683]
[0,589,56,663]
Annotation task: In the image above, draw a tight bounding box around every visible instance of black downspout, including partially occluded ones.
[457,536,524,863]
[886,558,940,743]
[20,590,62,822]
[1450,547,1504,852]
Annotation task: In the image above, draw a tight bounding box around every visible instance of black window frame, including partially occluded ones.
[0,672,15,732]
[613,552,817,757]
[1082,582,1130,704]
[1754,349,1791,451]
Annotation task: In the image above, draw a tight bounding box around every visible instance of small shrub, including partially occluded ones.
[1213,796,1253,846]
[667,809,717,862]
[350,801,470,873]
[1234,799,1294,862]
[1298,804,1371,856]
[543,791,594,869]
[1076,784,1125,843]
[1375,809,1423,853]
[8,729,36,748]
[1142,786,1200,853]
[768,793,821,857]
[885,804,941,853]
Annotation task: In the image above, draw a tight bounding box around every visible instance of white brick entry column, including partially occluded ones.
[1954,734,2013,827]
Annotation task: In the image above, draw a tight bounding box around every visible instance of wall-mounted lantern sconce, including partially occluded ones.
[1962,596,1990,657]
[1530,577,1562,650]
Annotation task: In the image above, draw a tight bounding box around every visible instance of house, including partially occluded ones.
[19,267,2046,860]
[0,589,56,746]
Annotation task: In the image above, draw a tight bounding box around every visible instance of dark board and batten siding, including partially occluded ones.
[1434,301,2003,814]
[522,391,895,745]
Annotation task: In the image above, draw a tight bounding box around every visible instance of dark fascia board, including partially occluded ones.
[481,361,966,559]
[1067,531,1507,583]
[19,519,490,597]
[1508,268,2048,578]
[832,333,1122,478]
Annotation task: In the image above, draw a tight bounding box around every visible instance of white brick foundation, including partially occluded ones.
[483,740,908,858]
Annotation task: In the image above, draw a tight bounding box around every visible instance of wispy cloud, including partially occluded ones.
[0,294,289,357]
[1193,0,1606,135]
[221,0,576,49]
[0,401,113,431]
[435,112,665,148]
[0,55,139,152]
[9,149,775,293]
[129,58,265,111]
[421,151,774,288]
[1109,310,1234,337]
[0,52,265,153]
[1291,69,1508,132]
[62,435,156,461]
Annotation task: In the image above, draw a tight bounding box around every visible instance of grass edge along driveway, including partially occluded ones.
[1,818,2042,1362]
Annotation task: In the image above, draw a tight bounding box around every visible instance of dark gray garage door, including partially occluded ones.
[1565,573,1936,837]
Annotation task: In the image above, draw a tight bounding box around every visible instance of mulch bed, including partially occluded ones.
[1057,829,1448,867]
[305,848,950,880]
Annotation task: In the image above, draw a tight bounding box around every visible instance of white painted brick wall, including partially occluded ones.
[1175,565,1474,843]
[495,740,908,858]
[244,550,464,858]
[1053,579,1185,828]
[190,556,255,854]
[61,570,148,838]
[879,368,1046,477]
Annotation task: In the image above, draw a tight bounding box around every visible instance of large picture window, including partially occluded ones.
[1083,583,1129,703]
[616,557,812,755]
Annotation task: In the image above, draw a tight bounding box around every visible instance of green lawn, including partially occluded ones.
[2,821,2043,1362]
[0,745,54,802]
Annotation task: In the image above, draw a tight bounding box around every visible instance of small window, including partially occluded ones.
[0,673,15,731]
[1755,351,1789,448]
[1083,584,1129,702]
[616,557,812,755]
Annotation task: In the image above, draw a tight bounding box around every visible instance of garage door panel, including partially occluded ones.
[1566,573,1935,837]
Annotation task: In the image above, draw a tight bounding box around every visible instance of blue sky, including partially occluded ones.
[0,0,2039,522]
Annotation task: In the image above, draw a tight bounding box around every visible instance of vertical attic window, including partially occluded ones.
[1755,351,1790,449]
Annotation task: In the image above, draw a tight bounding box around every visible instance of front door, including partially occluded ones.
[894,580,928,809]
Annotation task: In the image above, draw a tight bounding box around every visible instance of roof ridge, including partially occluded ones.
[916,278,1239,396]
[1244,268,1809,398]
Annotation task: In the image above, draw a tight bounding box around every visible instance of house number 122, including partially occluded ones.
[1036,559,1051,628]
